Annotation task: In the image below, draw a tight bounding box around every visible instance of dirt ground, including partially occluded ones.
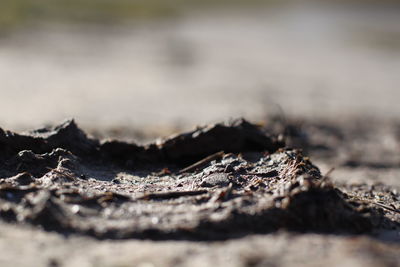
[0,3,400,267]
[0,117,399,267]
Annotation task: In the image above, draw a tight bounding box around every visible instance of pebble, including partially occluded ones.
[200,173,230,188]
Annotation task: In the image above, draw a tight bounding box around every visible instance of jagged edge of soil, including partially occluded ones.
[0,118,284,167]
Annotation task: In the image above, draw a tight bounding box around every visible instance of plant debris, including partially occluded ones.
[0,119,398,240]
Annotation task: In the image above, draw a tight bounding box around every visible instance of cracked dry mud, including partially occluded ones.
[0,119,398,241]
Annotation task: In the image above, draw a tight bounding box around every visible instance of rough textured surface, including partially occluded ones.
[0,119,398,239]
[0,118,399,266]
[1,5,400,265]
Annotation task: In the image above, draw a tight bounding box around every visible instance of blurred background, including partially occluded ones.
[0,0,399,139]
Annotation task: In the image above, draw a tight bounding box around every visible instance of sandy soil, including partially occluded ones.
[0,117,399,267]
[0,221,399,267]
[0,3,400,267]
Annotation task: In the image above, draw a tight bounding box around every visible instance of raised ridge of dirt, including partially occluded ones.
[0,119,398,240]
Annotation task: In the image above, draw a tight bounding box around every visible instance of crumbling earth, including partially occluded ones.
[0,118,399,266]
[0,119,398,238]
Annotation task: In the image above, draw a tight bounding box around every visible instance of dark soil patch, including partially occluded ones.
[0,119,398,240]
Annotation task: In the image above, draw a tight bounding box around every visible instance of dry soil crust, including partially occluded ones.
[0,119,398,241]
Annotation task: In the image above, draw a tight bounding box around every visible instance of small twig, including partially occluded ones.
[371,202,400,214]
[138,190,208,200]
[324,167,335,177]
[353,195,400,214]
[246,170,279,178]
[179,151,224,174]
[318,167,335,183]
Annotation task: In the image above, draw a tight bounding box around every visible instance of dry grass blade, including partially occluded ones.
[371,202,400,214]
[179,151,225,174]
[138,190,208,200]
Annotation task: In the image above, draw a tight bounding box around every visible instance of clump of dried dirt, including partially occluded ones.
[0,119,398,240]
